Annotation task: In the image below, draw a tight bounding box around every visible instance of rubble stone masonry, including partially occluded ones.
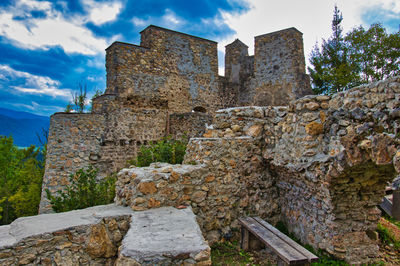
[115,77,399,264]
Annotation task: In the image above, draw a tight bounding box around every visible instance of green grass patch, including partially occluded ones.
[211,241,256,266]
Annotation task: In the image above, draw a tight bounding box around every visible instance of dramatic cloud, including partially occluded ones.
[83,0,122,25]
[0,0,108,55]
[0,64,70,98]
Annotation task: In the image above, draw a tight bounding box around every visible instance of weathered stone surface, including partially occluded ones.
[305,121,324,135]
[117,207,210,265]
[86,222,116,258]
[0,204,133,265]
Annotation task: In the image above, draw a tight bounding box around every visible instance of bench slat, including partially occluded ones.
[239,217,308,265]
[253,217,319,262]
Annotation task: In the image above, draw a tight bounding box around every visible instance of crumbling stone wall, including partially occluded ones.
[40,95,168,213]
[114,77,399,264]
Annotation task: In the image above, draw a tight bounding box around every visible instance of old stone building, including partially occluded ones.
[39,25,312,213]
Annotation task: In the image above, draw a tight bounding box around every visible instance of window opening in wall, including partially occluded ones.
[192,106,206,113]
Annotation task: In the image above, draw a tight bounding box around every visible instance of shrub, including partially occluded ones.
[45,166,116,213]
[131,136,187,167]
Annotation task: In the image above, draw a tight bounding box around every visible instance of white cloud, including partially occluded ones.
[132,9,185,29]
[83,0,122,25]
[8,101,64,115]
[0,0,109,55]
[132,17,147,27]
[0,64,71,98]
[217,0,400,74]
[162,9,182,26]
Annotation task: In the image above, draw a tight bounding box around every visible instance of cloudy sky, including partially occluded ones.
[0,0,399,116]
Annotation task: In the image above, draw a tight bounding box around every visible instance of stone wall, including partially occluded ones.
[105,25,221,114]
[114,77,399,264]
[223,28,313,107]
[39,113,106,213]
[168,112,213,139]
[0,205,132,265]
[40,96,169,213]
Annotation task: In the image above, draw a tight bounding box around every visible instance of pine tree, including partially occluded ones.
[308,5,359,94]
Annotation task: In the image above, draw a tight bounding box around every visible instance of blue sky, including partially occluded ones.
[0,0,399,116]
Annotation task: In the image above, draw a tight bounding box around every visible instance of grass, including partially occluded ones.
[211,241,257,266]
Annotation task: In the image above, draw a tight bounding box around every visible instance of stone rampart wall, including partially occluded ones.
[39,113,106,213]
[40,98,169,213]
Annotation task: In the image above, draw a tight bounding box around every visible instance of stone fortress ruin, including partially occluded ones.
[0,25,399,265]
[39,25,313,213]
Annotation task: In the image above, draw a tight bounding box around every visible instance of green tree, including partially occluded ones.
[0,136,44,224]
[72,83,88,113]
[346,23,400,83]
[46,166,116,213]
[308,5,359,94]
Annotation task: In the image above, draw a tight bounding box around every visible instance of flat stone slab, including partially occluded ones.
[0,204,133,248]
[117,206,211,265]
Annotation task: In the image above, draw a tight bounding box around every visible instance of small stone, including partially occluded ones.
[338,120,350,126]
[133,197,146,205]
[305,122,324,135]
[148,198,161,208]
[138,182,157,194]
[231,125,241,132]
[303,112,319,122]
[160,166,173,173]
[131,205,146,211]
[246,124,262,137]
[192,191,207,203]
[305,102,319,111]
[170,171,180,182]
[204,175,215,183]
[18,254,36,265]
[194,249,211,262]
[316,95,330,101]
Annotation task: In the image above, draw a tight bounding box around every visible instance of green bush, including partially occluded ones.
[131,136,187,167]
[46,166,116,213]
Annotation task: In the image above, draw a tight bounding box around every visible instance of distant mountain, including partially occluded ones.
[0,108,50,147]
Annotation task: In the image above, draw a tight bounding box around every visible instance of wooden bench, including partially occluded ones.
[238,217,318,265]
